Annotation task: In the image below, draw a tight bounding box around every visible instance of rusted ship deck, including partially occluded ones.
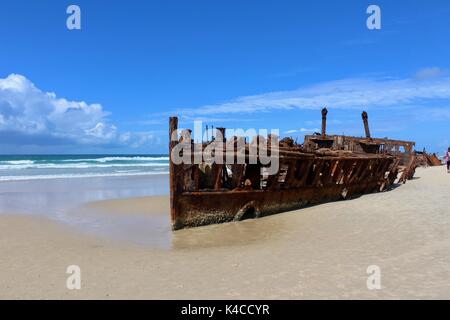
[169,109,408,230]
[304,110,418,183]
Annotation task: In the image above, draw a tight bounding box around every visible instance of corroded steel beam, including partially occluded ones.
[169,116,179,227]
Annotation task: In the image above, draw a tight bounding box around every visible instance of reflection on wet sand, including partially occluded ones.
[84,194,288,249]
[172,214,287,249]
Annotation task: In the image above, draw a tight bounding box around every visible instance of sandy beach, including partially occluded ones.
[1,166,450,299]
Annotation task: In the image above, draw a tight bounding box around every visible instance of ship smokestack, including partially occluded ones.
[362,111,371,138]
[321,108,328,136]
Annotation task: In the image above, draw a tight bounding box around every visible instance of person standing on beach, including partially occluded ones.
[446,148,450,173]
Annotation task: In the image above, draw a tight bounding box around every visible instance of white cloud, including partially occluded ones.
[84,122,117,140]
[284,128,320,134]
[418,107,450,120]
[415,67,449,80]
[0,74,152,149]
[174,73,450,116]
[300,127,320,133]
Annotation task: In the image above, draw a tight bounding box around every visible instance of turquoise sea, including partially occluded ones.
[0,154,169,181]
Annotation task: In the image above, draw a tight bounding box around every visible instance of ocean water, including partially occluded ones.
[0,154,169,181]
[0,155,171,246]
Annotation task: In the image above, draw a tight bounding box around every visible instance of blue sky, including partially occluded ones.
[1,0,450,154]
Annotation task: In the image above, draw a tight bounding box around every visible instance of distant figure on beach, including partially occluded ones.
[446,148,450,173]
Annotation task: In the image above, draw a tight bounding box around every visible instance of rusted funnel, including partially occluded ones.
[321,108,328,136]
[361,111,371,138]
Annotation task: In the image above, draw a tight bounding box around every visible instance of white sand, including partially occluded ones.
[1,166,450,299]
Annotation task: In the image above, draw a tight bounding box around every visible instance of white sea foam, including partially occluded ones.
[0,171,169,182]
[61,156,169,162]
[0,160,35,165]
[0,156,170,181]
[0,163,169,170]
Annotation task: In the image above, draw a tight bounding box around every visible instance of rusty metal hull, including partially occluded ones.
[172,180,384,229]
[415,151,442,167]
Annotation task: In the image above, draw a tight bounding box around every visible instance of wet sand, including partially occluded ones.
[1,166,450,299]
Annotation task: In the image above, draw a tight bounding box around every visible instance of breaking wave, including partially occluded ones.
[0,155,169,181]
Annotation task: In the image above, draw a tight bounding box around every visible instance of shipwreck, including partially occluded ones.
[168,108,421,230]
[304,110,418,183]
